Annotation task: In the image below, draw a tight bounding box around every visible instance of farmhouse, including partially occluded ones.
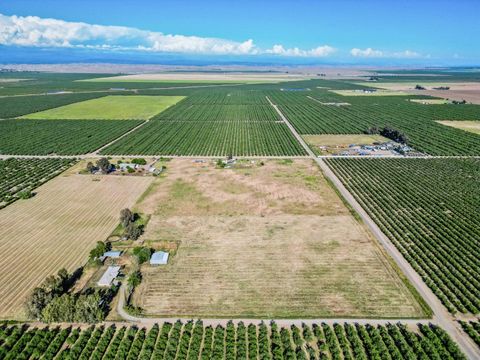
[97,265,121,287]
[150,251,169,265]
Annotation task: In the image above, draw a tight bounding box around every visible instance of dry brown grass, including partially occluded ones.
[437,120,480,135]
[0,173,152,319]
[133,159,425,318]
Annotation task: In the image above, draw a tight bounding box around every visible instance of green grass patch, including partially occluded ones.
[21,95,185,120]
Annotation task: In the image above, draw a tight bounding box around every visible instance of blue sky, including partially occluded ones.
[0,0,479,65]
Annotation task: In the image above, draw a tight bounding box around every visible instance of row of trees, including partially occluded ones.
[25,268,112,323]
[365,126,409,144]
[0,321,467,359]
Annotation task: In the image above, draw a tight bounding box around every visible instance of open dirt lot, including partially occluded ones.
[437,120,480,135]
[133,159,425,318]
[0,172,152,319]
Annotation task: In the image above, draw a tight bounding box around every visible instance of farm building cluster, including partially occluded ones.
[320,141,421,157]
[96,250,170,287]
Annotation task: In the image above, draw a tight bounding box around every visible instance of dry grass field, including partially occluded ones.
[357,82,480,104]
[437,120,480,135]
[0,172,152,319]
[133,159,425,318]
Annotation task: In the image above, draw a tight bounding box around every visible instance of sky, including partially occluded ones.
[0,0,479,66]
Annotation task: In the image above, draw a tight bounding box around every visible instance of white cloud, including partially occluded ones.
[350,48,384,58]
[350,47,424,59]
[267,44,336,57]
[0,13,335,58]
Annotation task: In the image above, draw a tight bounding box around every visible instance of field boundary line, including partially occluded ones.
[266,96,315,157]
[88,120,149,156]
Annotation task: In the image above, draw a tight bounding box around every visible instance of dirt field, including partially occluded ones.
[437,120,480,135]
[357,82,480,104]
[84,73,308,83]
[409,99,450,105]
[0,173,152,319]
[133,159,425,318]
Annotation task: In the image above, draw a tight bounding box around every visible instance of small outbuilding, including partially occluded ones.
[99,250,122,262]
[103,250,122,258]
[97,266,121,287]
[118,163,138,171]
[150,251,169,265]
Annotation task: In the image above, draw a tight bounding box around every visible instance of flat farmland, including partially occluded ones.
[133,159,426,318]
[0,119,142,155]
[0,158,76,208]
[326,158,480,314]
[21,95,185,120]
[0,173,152,319]
[0,92,107,119]
[81,72,307,83]
[437,120,480,135]
[101,121,305,156]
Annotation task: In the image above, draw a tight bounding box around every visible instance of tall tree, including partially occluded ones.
[96,158,111,174]
[120,208,134,227]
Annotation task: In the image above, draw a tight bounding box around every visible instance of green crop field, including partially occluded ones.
[101,120,305,156]
[269,91,480,155]
[460,320,480,347]
[0,93,108,119]
[0,119,142,155]
[20,95,185,120]
[0,158,76,209]
[100,91,305,156]
[0,321,466,360]
[326,158,480,314]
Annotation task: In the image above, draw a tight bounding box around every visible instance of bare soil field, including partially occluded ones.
[84,72,308,83]
[409,98,450,105]
[0,173,152,319]
[133,159,425,318]
[437,120,480,135]
[358,82,480,104]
